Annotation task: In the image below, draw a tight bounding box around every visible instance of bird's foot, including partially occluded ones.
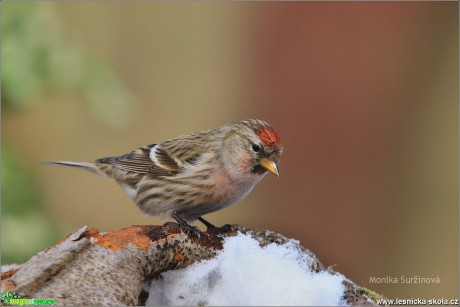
[163,221,201,238]
[168,212,202,238]
[207,224,234,235]
[181,224,201,238]
[198,217,234,235]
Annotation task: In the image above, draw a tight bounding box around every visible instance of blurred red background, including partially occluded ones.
[249,2,458,299]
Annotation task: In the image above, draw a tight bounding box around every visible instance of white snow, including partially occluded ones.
[146,232,347,306]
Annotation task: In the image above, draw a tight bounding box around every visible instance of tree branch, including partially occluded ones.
[1,225,381,306]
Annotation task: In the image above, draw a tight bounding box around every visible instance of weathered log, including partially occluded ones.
[1,225,381,306]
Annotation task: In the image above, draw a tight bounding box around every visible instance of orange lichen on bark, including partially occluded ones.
[173,252,185,263]
[1,276,16,292]
[99,226,153,250]
[1,269,18,280]
[1,269,19,292]
[84,227,120,250]
[84,225,182,251]
[45,224,222,253]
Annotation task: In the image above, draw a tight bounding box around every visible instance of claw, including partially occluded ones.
[170,211,202,238]
[207,224,234,235]
[198,217,234,235]
[182,225,201,238]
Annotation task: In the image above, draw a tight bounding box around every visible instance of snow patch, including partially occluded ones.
[146,232,346,306]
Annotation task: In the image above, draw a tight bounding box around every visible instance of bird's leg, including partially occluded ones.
[198,217,234,235]
[164,211,201,238]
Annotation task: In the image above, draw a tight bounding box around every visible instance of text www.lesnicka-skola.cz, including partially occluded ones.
[376,298,459,305]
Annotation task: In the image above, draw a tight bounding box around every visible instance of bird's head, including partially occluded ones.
[221,119,283,181]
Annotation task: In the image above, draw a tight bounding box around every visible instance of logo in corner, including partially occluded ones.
[1,291,55,306]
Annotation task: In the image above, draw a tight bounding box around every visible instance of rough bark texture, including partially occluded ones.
[1,225,381,306]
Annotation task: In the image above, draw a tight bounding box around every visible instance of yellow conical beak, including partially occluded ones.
[260,158,280,177]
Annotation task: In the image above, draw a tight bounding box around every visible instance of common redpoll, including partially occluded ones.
[50,119,283,235]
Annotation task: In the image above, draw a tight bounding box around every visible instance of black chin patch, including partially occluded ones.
[251,164,268,175]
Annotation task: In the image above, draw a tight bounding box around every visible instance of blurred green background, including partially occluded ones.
[2,1,458,300]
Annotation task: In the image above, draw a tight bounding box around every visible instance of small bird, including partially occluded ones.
[50,119,283,236]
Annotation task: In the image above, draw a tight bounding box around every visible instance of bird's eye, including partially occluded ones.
[252,144,261,152]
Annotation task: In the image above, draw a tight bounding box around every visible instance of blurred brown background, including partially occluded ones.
[2,1,458,300]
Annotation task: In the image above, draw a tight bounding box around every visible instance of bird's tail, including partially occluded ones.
[47,161,103,176]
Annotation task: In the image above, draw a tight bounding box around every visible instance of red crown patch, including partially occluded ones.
[256,126,281,147]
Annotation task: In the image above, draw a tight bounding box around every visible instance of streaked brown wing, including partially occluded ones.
[95,144,179,177]
[159,131,210,166]
[152,147,181,171]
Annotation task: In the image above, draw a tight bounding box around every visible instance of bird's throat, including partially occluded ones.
[251,164,268,175]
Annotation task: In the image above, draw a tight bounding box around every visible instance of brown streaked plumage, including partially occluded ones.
[49,119,283,234]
